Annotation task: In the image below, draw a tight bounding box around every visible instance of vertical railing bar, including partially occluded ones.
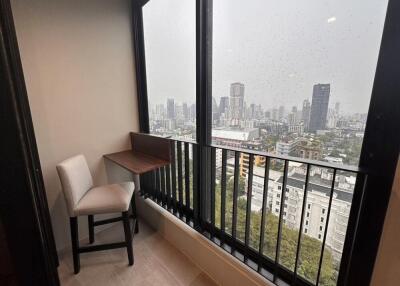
[273,160,289,283]
[152,170,156,200]
[147,171,152,199]
[316,168,337,286]
[191,145,195,212]
[231,151,240,253]
[171,141,177,213]
[152,169,156,202]
[192,144,200,228]
[142,173,147,198]
[244,154,255,258]
[155,168,161,204]
[139,173,145,197]
[190,144,194,212]
[244,154,255,262]
[220,149,227,245]
[185,142,191,212]
[149,170,157,201]
[258,157,270,272]
[210,147,216,235]
[160,166,166,207]
[293,164,311,283]
[141,173,149,198]
[159,167,163,205]
[177,141,184,217]
[166,164,172,210]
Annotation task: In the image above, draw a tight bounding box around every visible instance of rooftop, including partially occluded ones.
[277,173,354,203]
[212,128,259,141]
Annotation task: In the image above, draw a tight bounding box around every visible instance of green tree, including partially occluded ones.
[213,180,337,285]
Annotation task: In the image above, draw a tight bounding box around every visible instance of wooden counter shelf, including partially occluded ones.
[103,150,169,175]
[103,132,171,174]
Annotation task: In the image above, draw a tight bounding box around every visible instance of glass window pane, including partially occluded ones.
[212,0,388,167]
[143,0,196,140]
[211,2,388,284]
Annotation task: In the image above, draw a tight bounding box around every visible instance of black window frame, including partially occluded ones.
[132,1,400,285]
[0,1,60,284]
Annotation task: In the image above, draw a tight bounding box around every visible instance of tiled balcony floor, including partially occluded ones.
[58,220,218,286]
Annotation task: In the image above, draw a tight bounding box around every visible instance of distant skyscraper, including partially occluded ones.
[326,108,337,129]
[288,112,297,125]
[175,104,183,120]
[272,108,279,121]
[335,102,340,115]
[155,104,165,120]
[278,106,285,121]
[219,96,229,115]
[189,103,196,121]
[302,99,311,130]
[229,82,245,126]
[167,98,175,119]
[212,97,218,112]
[309,84,330,132]
[290,106,299,125]
[212,97,219,121]
[252,104,262,119]
[182,103,189,120]
[249,103,256,119]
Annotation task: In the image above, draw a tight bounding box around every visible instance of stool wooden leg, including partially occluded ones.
[122,211,134,266]
[134,218,139,234]
[88,215,94,244]
[70,217,80,274]
[132,194,139,234]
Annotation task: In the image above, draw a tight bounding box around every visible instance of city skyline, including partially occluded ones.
[149,79,366,167]
[149,82,367,118]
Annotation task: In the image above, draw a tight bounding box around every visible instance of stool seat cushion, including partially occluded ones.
[73,182,134,216]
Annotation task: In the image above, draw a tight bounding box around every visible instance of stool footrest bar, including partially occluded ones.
[78,242,127,253]
[93,216,123,226]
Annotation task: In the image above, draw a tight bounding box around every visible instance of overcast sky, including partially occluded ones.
[143,0,388,115]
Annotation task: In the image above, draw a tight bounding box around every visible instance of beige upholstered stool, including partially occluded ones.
[57,154,136,274]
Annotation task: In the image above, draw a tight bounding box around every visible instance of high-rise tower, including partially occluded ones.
[167,98,175,119]
[309,84,330,132]
[229,82,245,126]
[302,99,311,130]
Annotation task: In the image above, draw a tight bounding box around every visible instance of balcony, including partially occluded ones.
[1,1,399,286]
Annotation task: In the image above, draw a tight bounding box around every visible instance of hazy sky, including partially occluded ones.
[143,0,388,114]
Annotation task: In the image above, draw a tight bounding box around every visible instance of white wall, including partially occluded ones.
[11,0,139,251]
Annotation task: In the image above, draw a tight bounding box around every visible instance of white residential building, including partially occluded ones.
[246,165,354,261]
[275,139,299,156]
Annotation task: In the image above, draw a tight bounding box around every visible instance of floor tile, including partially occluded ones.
[58,221,217,286]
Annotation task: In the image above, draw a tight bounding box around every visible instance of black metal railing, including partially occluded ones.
[140,137,367,286]
[141,139,196,221]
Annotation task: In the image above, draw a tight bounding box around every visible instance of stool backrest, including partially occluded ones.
[56,154,93,217]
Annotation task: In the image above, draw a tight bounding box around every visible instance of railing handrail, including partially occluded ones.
[162,135,198,145]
